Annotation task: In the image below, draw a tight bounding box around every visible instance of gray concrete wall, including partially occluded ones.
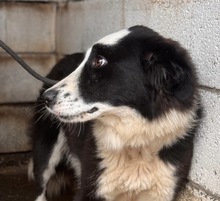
[0,2,57,153]
[0,0,219,200]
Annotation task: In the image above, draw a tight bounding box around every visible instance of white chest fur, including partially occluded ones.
[95,144,177,201]
[92,107,195,201]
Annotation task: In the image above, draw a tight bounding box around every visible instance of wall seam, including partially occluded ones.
[189,181,220,200]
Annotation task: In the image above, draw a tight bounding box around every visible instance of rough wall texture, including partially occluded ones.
[0,3,56,53]
[0,0,219,200]
[0,2,57,153]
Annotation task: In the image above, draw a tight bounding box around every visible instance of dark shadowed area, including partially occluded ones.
[0,153,73,201]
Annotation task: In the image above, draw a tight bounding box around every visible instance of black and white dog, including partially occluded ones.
[30,26,202,201]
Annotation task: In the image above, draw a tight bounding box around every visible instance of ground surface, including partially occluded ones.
[0,166,36,201]
[0,153,35,201]
[0,153,74,201]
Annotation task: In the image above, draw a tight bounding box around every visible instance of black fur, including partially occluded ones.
[30,26,202,201]
[31,53,85,198]
[79,26,197,120]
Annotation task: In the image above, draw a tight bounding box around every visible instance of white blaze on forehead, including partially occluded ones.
[66,47,92,80]
[48,47,92,91]
[97,29,130,46]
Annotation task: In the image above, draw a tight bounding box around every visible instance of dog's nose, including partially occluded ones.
[42,89,58,107]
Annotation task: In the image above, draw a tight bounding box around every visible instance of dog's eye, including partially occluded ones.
[92,56,107,69]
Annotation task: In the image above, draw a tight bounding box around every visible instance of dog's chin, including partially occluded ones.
[46,106,100,123]
[58,113,92,123]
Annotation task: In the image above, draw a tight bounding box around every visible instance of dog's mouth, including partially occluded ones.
[58,107,99,121]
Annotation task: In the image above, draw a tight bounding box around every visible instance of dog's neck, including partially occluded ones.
[93,107,185,200]
[93,106,195,152]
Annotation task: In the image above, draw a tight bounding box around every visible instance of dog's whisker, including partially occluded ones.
[57,120,62,129]
[68,123,72,131]
[34,111,48,124]
[77,123,81,137]
[68,123,75,133]
[34,107,46,114]
[82,123,85,137]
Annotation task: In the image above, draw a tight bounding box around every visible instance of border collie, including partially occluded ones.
[29,25,202,201]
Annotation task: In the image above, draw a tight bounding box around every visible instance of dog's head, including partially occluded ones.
[42,26,197,123]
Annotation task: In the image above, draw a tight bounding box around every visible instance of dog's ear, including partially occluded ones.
[142,45,195,102]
